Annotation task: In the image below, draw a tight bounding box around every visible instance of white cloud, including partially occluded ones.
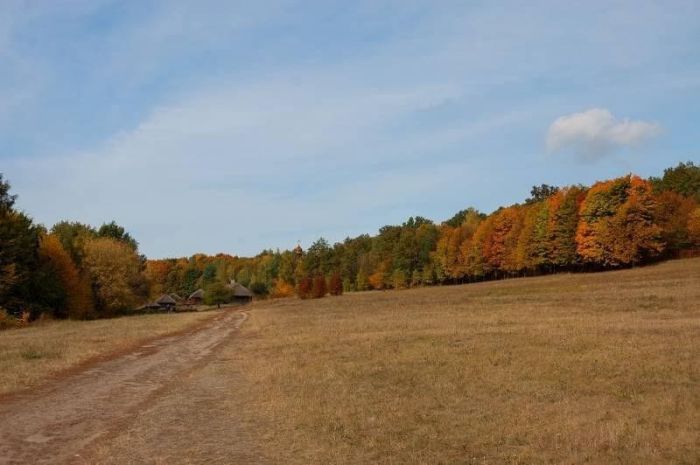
[546,108,662,160]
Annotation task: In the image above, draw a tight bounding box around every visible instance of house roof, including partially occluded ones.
[156,294,177,305]
[189,289,204,300]
[227,281,254,297]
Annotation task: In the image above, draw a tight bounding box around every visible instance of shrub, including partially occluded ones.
[271,280,295,298]
[311,275,327,299]
[329,272,343,296]
[297,276,312,299]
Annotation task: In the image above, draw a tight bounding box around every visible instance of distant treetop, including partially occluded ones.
[526,184,560,204]
[651,161,700,202]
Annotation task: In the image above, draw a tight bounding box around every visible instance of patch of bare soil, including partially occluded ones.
[0,309,262,465]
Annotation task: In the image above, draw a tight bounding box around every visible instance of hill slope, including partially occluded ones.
[235,258,700,464]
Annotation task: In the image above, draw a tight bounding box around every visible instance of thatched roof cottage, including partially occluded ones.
[227,280,254,303]
[155,294,177,310]
[188,289,205,303]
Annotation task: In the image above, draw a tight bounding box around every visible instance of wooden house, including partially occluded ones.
[227,280,254,303]
[188,289,205,304]
[156,294,177,310]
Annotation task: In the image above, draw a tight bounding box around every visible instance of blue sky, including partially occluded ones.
[1,0,699,258]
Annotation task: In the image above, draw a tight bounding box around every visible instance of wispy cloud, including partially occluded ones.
[6,70,471,256]
[3,1,699,256]
[546,108,662,160]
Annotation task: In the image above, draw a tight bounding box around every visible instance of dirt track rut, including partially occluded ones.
[0,310,251,465]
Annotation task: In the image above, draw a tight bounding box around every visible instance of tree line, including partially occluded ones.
[2,162,699,322]
[147,163,699,298]
[1,177,147,322]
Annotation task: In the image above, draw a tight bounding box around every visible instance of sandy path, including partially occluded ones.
[0,309,258,465]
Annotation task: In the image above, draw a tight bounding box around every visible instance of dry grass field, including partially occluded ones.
[0,310,216,396]
[234,259,700,465]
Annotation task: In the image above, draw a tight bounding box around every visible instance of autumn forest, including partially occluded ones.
[1,162,699,324]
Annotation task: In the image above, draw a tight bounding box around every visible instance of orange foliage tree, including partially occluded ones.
[577,176,663,266]
[367,271,385,290]
[368,261,389,290]
[654,190,698,254]
[144,260,172,300]
[687,207,700,247]
[500,206,526,274]
[482,207,521,275]
[434,209,483,281]
[38,234,94,319]
[576,177,629,265]
[609,176,664,265]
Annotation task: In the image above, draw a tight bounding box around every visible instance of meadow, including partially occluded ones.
[233,258,700,464]
[0,310,216,396]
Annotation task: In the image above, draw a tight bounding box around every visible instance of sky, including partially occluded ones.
[1,0,699,258]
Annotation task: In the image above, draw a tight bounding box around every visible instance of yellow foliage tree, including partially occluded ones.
[514,202,542,272]
[83,237,144,316]
[461,215,495,278]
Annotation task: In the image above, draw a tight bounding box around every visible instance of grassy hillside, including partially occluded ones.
[235,258,700,464]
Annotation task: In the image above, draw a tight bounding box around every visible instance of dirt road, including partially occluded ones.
[0,309,264,465]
